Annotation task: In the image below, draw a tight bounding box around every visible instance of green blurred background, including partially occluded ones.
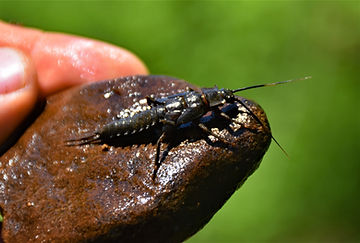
[1,1,359,242]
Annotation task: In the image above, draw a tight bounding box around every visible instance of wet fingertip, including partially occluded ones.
[0,47,37,95]
[0,48,26,94]
[0,48,39,145]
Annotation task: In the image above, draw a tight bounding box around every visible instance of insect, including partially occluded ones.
[66,76,310,179]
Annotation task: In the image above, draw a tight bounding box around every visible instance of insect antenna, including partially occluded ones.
[231,76,311,93]
[235,97,289,158]
[230,76,311,157]
[270,135,289,158]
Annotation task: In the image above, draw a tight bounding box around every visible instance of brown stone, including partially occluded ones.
[0,75,271,242]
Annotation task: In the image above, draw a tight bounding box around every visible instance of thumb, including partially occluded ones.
[0,47,39,145]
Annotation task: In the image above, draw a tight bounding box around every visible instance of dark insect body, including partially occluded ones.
[66,77,310,179]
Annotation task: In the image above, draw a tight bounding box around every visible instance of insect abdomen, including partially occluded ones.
[100,109,160,139]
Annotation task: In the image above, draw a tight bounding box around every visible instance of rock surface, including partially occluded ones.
[0,75,271,242]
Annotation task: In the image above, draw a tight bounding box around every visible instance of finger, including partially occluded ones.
[0,48,39,145]
[0,21,148,96]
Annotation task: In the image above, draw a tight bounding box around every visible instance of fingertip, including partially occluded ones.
[0,47,39,144]
[0,22,149,96]
[32,34,149,95]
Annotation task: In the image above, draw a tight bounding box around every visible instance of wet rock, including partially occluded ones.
[0,75,271,242]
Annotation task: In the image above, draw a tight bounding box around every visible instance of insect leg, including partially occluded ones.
[152,119,177,180]
[153,132,166,180]
[211,107,233,122]
[146,96,164,106]
[197,123,237,147]
[211,107,253,130]
[232,97,267,129]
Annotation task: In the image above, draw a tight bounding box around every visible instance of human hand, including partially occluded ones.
[0,21,148,145]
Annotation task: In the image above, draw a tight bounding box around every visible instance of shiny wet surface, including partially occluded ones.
[0,75,271,242]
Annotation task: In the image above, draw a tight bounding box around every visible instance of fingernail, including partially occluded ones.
[0,48,26,94]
